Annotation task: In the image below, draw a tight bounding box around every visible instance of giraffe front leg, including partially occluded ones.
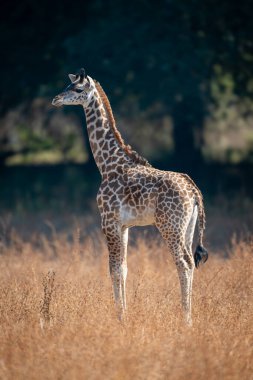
[120,227,128,310]
[103,222,128,319]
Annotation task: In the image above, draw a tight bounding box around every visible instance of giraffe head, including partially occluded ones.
[52,68,95,107]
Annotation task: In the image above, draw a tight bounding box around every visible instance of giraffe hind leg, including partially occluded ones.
[175,252,194,325]
[155,199,197,325]
[155,220,194,324]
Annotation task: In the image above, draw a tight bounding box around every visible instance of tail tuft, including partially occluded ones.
[194,245,208,269]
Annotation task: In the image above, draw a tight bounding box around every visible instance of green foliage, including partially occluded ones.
[203,67,253,163]
[17,124,55,151]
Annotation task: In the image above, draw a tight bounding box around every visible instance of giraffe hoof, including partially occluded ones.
[116,307,125,322]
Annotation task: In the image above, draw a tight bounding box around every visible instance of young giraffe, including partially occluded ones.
[52,68,208,324]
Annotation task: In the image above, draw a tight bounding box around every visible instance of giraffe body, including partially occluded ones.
[52,69,208,324]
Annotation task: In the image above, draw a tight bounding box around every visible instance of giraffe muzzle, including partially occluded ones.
[52,95,63,107]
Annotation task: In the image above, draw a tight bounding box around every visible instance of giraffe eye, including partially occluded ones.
[75,88,84,93]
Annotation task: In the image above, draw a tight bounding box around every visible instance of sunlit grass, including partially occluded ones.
[0,228,252,379]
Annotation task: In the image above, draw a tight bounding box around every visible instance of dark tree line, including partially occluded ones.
[1,0,253,169]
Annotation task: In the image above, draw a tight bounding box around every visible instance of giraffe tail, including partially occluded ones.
[194,194,208,268]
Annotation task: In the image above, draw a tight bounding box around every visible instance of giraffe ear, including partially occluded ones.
[68,74,78,83]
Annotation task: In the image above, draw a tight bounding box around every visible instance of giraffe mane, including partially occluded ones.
[94,80,151,167]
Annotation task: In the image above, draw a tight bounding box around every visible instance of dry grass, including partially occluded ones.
[0,227,253,380]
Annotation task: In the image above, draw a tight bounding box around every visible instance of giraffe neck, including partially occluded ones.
[84,90,131,176]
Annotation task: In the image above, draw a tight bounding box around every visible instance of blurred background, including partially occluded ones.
[1,0,253,246]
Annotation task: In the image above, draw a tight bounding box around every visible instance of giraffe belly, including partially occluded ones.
[120,205,155,227]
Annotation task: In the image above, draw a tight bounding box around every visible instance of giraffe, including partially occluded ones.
[52,68,208,324]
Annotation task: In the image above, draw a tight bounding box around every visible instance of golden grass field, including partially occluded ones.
[0,215,253,380]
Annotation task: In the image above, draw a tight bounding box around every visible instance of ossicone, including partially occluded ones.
[79,68,86,82]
